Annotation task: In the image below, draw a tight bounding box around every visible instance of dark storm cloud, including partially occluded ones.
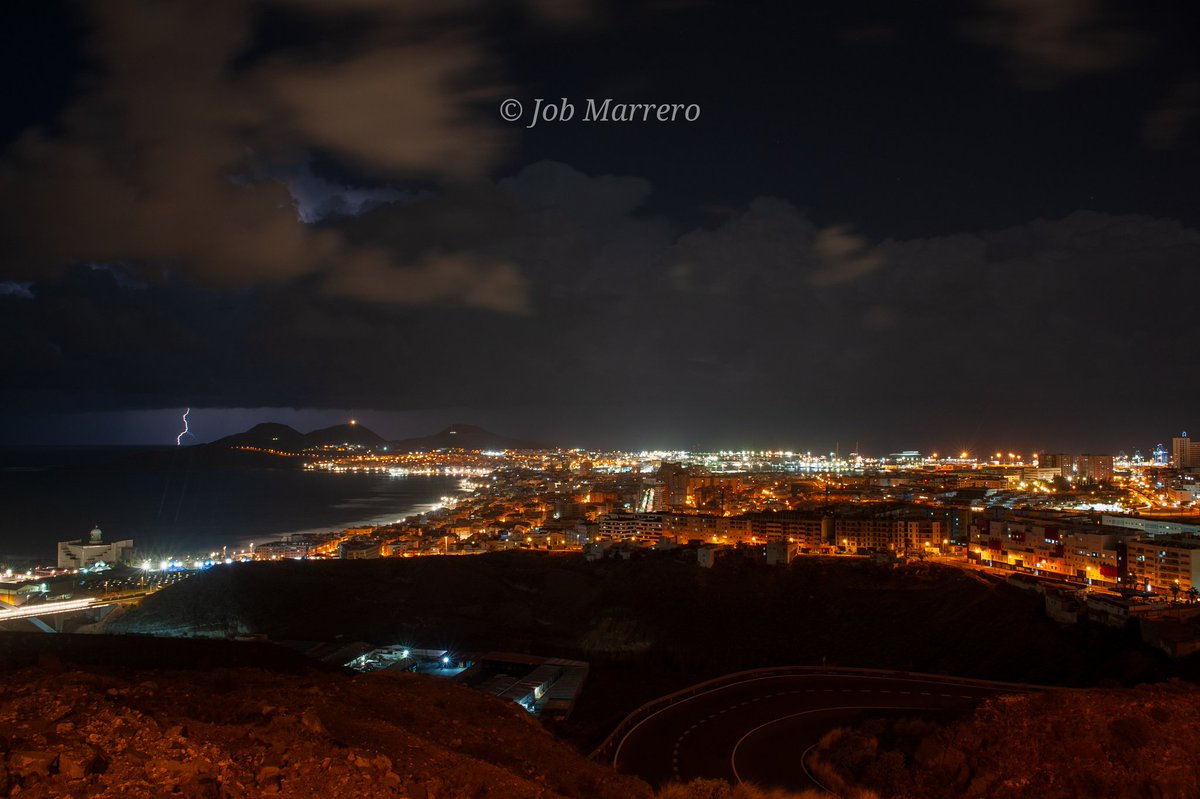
[965,0,1152,86]
[280,162,416,224]
[5,156,1198,446]
[1142,78,1200,150]
[0,281,34,300]
[3,0,1198,450]
[0,0,552,312]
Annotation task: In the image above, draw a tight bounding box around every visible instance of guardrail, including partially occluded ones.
[590,664,1053,764]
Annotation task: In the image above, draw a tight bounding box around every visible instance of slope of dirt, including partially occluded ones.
[0,635,649,799]
[811,682,1200,799]
[105,552,1197,747]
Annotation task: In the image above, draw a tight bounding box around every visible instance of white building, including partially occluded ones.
[57,526,134,570]
[597,513,664,540]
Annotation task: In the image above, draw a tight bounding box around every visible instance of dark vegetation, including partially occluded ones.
[105,553,1200,747]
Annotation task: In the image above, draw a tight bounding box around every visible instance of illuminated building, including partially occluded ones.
[338,539,382,559]
[969,515,1122,586]
[1074,454,1114,483]
[253,538,317,559]
[747,512,829,547]
[656,462,693,509]
[835,516,942,552]
[1126,538,1200,595]
[663,513,750,543]
[597,513,664,540]
[1102,515,1200,538]
[1037,453,1114,482]
[1154,444,1169,466]
[1171,433,1200,469]
[57,526,134,570]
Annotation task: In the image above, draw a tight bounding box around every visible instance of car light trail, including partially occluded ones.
[0,597,97,620]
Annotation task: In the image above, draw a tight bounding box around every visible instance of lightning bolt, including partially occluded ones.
[176,408,191,446]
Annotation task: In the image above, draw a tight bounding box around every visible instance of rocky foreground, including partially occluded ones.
[0,656,650,799]
[811,682,1200,799]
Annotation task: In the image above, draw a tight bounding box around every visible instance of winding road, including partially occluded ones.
[610,671,1024,793]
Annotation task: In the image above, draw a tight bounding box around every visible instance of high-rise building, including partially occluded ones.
[1036,453,1113,482]
[1172,433,1192,469]
[656,462,695,509]
[1074,454,1114,483]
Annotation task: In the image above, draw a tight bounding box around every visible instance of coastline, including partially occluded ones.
[226,497,450,554]
[0,461,460,566]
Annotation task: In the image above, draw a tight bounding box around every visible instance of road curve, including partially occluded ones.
[612,672,1021,793]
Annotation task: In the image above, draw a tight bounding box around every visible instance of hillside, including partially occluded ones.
[103,553,1198,746]
[207,423,307,452]
[120,422,390,469]
[301,424,386,449]
[208,422,385,452]
[810,683,1200,799]
[0,633,649,799]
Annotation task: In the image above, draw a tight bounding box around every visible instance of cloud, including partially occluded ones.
[0,282,35,300]
[323,250,530,314]
[281,163,418,224]
[3,151,1198,447]
[839,26,898,46]
[809,225,887,286]
[964,0,1151,86]
[258,41,504,179]
[0,0,524,312]
[272,0,596,25]
[500,161,653,225]
[1143,78,1200,150]
[668,199,885,292]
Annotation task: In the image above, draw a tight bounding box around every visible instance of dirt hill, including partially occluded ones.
[104,553,1198,748]
[0,633,649,799]
[810,682,1200,799]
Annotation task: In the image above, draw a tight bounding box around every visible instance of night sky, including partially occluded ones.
[1,0,1198,453]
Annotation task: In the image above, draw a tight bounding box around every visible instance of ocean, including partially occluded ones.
[0,447,460,564]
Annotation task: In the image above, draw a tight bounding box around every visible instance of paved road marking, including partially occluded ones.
[800,743,835,797]
[664,681,1001,782]
[731,705,931,787]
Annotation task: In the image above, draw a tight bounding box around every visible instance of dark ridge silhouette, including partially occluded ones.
[300,423,386,449]
[207,422,306,451]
